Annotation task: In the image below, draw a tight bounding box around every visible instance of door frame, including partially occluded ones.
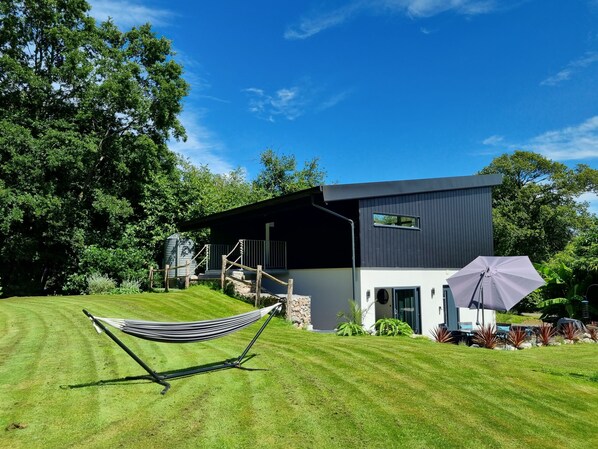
[392,286,421,334]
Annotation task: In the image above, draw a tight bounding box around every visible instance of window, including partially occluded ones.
[373,213,420,229]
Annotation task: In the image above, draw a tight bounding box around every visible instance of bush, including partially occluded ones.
[337,322,368,336]
[64,245,150,294]
[86,273,116,295]
[473,325,498,349]
[430,326,453,343]
[336,299,367,336]
[375,318,413,336]
[111,278,142,295]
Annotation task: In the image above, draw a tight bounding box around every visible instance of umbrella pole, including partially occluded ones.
[480,283,485,327]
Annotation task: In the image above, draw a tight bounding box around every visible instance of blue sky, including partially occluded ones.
[88,0,598,210]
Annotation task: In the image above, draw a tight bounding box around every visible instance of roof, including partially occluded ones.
[179,174,502,231]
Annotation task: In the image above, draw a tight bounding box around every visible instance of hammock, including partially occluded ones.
[91,303,281,343]
[83,303,282,394]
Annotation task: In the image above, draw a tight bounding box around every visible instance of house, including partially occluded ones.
[179,174,503,336]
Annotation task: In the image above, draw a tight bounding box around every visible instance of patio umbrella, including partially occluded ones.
[446,256,545,325]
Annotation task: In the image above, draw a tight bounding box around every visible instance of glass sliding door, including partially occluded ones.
[393,287,421,334]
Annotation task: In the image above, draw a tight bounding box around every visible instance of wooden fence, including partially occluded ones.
[221,255,293,319]
[148,260,192,292]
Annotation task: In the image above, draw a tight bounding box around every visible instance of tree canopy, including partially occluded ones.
[253,149,326,198]
[479,151,597,263]
[0,0,189,295]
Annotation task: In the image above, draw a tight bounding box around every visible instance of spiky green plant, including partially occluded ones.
[336,299,367,336]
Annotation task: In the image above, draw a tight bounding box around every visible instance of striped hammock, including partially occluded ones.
[90,303,282,343]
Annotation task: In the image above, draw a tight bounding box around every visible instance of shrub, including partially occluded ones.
[473,325,498,349]
[588,327,598,342]
[65,245,150,294]
[375,318,413,336]
[537,324,556,346]
[430,326,453,343]
[507,327,528,349]
[337,322,368,336]
[111,278,142,295]
[336,299,367,336]
[560,323,580,342]
[86,273,116,295]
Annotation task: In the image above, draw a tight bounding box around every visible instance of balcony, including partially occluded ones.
[196,239,287,273]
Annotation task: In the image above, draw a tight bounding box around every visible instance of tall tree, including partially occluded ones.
[0,0,189,295]
[479,151,597,263]
[253,148,326,197]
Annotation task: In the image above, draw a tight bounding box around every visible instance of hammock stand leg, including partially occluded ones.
[233,303,281,366]
[82,309,171,394]
[160,303,282,379]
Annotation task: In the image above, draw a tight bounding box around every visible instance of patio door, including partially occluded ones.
[393,287,421,334]
[443,286,459,330]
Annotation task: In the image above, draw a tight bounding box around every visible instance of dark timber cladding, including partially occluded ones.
[179,174,502,270]
[359,187,495,269]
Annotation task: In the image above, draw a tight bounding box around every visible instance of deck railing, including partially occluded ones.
[203,239,287,272]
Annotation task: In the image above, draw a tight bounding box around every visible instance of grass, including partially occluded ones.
[1,286,597,449]
[496,312,543,325]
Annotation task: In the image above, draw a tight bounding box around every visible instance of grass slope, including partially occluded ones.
[1,286,597,449]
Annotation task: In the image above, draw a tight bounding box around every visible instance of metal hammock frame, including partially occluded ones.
[82,303,282,394]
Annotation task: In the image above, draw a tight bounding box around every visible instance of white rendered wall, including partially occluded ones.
[359,268,495,337]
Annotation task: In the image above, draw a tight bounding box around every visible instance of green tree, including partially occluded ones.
[253,149,326,198]
[0,0,189,295]
[535,219,598,320]
[479,151,597,263]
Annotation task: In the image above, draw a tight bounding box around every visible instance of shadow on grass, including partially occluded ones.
[62,354,268,391]
[533,368,598,383]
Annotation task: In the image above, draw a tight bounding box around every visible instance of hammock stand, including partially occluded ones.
[82,303,282,394]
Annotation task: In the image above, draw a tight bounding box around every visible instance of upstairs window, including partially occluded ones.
[373,213,420,230]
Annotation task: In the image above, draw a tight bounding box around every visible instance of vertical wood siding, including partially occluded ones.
[359,187,494,269]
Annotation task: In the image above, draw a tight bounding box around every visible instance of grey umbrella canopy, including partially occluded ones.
[446,256,545,324]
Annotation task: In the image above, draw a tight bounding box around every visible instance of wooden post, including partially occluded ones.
[149,266,154,289]
[255,265,262,307]
[221,255,227,291]
[185,260,190,289]
[286,278,294,321]
[164,264,170,292]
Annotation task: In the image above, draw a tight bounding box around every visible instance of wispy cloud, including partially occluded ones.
[88,0,175,28]
[285,0,503,40]
[168,109,234,174]
[244,83,350,122]
[540,52,598,86]
[482,116,598,160]
[482,135,505,146]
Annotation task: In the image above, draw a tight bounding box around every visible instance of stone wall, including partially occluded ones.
[224,274,312,329]
[286,295,312,330]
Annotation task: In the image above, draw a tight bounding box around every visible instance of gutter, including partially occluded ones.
[311,197,357,302]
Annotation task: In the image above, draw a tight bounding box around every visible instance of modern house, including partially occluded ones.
[179,174,503,336]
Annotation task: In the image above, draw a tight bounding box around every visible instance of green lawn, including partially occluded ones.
[1,286,597,449]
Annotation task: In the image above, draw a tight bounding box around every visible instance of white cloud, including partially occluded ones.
[482,135,504,145]
[540,52,598,86]
[578,192,598,215]
[88,0,175,28]
[482,116,598,161]
[285,0,502,40]
[168,109,234,174]
[244,83,350,122]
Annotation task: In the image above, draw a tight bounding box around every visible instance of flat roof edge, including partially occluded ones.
[322,174,503,202]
